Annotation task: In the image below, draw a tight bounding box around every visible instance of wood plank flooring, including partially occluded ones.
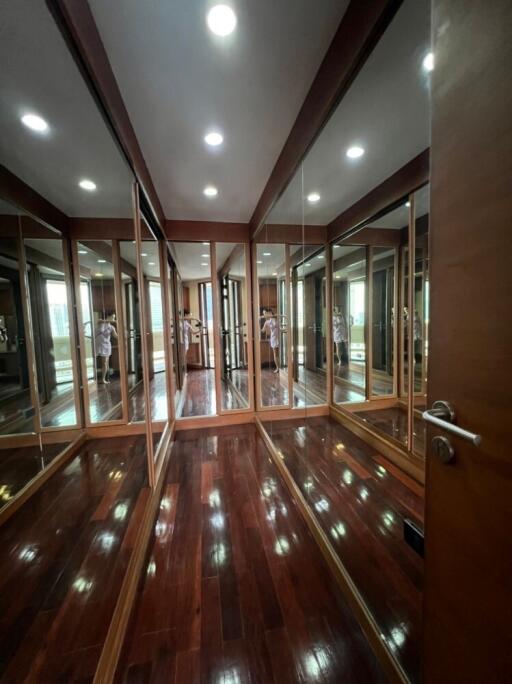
[0,435,150,682]
[117,424,387,683]
[265,416,424,682]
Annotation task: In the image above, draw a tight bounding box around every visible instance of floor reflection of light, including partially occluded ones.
[304,478,314,491]
[209,489,221,507]
[314,497,329,512]
[336,442,345,451]
[160,496,172,511]
[391,626,406,647]
[0,484,12,502]
[108,469,123,481]
[382,511,395,528]
[359,486,369,501]
[212,542,227,567]
[147,559,156,577]
[274,535,291,556]
[376,465,387,479]
[266,506,276,522]
[155,520,167,538]
[330,521,347,540]
[342,469,353,486]
[216,669,242,684]
[18,545,37,562]
[97,531,116,550]
[113,502,128,520]
[74,576,93,593]
[211,512,225,529]
[304,646,331,679]
[262,477,277,498]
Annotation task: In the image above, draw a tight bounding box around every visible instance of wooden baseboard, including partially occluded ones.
[92,430,173,683]
[0,432,87,527]
[255,418,409,684]
[330,405,425,484]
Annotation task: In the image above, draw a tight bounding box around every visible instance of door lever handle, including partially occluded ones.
[423,400,482,446]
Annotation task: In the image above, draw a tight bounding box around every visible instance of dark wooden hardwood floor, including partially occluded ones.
[0,435,150,682]
[264,416,424,682]
[117,424,387,683]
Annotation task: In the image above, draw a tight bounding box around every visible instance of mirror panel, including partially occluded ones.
[24,233,78,428]
[0,221,35,435]
[170,242,215,417]
[76,240,123,424]
[370,246,397,397]
[256,242,289,408]
[216,243,250,411]
[332,245,367,403]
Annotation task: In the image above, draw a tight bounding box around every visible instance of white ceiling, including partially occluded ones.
[89,0,350,222]
[170,241,234,281]
[268,0,431,226]
[0,0,133,218]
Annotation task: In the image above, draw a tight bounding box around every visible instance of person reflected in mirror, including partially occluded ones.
[95,310,118,384]
[333,306,348,366]
[261,308,280,373]
[181,309,202,367]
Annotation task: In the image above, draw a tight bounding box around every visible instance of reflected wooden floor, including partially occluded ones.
[181,369,217,417]
[118,424,386,683]
[0,435,150,682]
[0,442,66,509]
[355,406,426,455]
[265,416,424,682]
[129,372,168,423]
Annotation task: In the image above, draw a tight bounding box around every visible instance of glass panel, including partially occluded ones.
[216,243,249,410]
[76,240,122,423]
[332,245,367,403]
[293,246,327,405]
[0,227,35,435]
[256,242,289,408]
[371,246,396,396]
[119,239,144,423]
[140,236,167,425]
[24,235,78,427]
[413,183,430,456]
[170,242,215,417]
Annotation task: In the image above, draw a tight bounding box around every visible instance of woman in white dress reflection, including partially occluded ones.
[95,311,118,384]
[261,308,281,373]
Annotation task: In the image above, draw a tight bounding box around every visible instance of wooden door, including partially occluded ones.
[424,1,512,682]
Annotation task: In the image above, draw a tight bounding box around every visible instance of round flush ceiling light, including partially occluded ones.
[204,185,218,197]
[307,192,321,203]
[79,179,97,191]
[207,5,237,36]
[204,131,223,147]
[21,113,48,133]
[423,51,434,72]
[405,201,411,207]
[346,146,365,159]
[201,253,210,258]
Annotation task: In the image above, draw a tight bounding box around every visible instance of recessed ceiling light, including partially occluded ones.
[256,260,263,264]
[97,259,106,263]
[21,113,48,133]
[405,201,411,207]
[263,252,271,256]
[317,255,325,259]
[207,4,237,37]
[336,275,341,279]
[272,272,278,276]
[78,250,87,255]
[148,261,155,266]
[307,192,321,203]
[95,273,103,277]
[201,253,210,258]
[79,179,97,191]
[346,146,365,159]
[423,51,434,72]
[141,253,148,257]
[201,262,208,266]
[204,131,223,146]
[202,242,209,246]
[204,185,218,197]
[333,245,340,249]
[306,263,312,267]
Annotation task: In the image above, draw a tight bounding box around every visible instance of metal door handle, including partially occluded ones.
[423,400,482,446]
